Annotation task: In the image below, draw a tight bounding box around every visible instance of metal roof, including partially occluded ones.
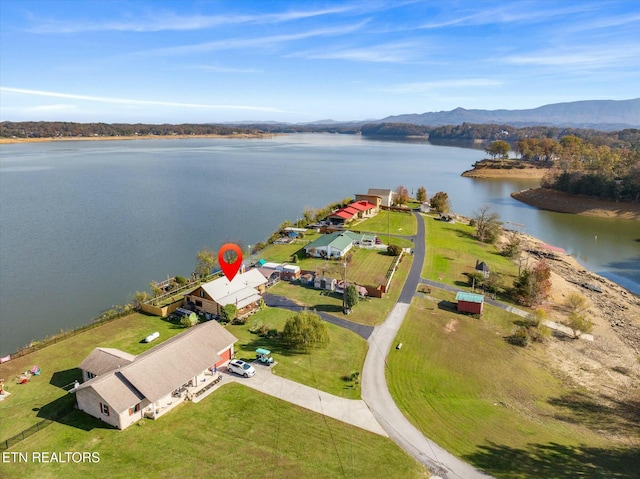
[455,292,485,303]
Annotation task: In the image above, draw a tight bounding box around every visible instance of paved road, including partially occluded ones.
[362,212,493,479]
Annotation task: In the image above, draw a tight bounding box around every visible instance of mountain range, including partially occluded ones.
[373,98,640,130]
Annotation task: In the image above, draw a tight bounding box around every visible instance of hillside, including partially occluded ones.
[378,98,640,130]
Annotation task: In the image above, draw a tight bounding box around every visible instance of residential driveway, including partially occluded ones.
[263,292,374,339]
[222,365,387,437]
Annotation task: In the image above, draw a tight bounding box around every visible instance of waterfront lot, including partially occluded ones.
[352,210,417,236]
[4,383,425,479]
[387,290,638,478]
[422,214,519,294]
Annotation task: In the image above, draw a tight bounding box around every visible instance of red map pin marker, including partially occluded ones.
[218,243,243,282]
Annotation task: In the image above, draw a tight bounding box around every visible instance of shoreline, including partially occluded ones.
[461,167,548,179]
[512,187,640,220]
[0,133,275,144]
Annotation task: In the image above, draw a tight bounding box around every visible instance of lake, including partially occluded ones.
[1,133,638,355]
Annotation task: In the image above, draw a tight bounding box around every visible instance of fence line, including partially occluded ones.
[0,403,75,451]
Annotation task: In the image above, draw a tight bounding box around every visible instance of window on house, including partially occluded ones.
[128,403,140,416]
[200,290,205,298]
[196,300,202,307]
[100,402,110,416]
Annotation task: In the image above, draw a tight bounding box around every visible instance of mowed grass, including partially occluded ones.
[269,254,413,326]
[352,210,417,236]
[295,248,396,286]
[4,383,427,479]
[227,306,368,398]
[0,313,186,440]
[387,290,639,478]
[422,214,519,292]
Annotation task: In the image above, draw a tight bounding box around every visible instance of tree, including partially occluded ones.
[221,304,237,323]
[150,281,163,298]
[430,191,450,213]
[512,260,552,307]
[473,206,502,243]
[416,186,427,203]
[387,244,402,256]
[485,140,511,159]
[281,311,329,350]
[345,284,359,310]
[395,185,409,206]
[501,230,522,259]
[195,248,217,279]
[133,291,151,310]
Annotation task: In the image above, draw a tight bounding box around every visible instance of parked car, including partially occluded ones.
[227,359,256,378]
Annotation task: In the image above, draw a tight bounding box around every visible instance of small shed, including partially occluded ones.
[281,264,301,281]
[314,276,337,291]
[455,292,484,314]
[475,260,490,279]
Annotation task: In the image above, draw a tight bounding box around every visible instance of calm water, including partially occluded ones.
[1,134,638,355]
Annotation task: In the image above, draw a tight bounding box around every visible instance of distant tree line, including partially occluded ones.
[0,121,264,139]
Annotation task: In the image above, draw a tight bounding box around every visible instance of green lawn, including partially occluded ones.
[3,383,426,479]
[351,210,417,236]
[269,254,412,326]
[387,290,638,478]
[227,306,368,398]
[422,214,519,295]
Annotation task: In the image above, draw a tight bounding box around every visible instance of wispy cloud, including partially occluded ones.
[145,22,368,56]
[26,5,359,34]
[291,41,422,63]
[189,64,262,74]
[420,2,598,29]
[0,87,284,112]
[379,79,503,94]
[504,45,640,68]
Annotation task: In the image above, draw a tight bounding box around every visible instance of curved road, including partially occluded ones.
[361,212,492,479]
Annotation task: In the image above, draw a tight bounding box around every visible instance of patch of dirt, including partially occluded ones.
[444,319,459,334]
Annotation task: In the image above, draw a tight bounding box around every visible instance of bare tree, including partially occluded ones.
[473,206,502,243]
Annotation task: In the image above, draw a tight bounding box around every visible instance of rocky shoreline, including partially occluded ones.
[512,187,640,220]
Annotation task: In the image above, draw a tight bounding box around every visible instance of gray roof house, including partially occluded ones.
[75,320,237,430]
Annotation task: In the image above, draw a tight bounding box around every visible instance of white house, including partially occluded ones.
[75,320,237,430]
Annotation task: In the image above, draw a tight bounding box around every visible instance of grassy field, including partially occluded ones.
[3,383,427,479]
[0,313,187,441]
[387,290,639,478]
[351,210,417,236]
[269,254,412,326]
[228,306,368,398]
[422,214,519,295]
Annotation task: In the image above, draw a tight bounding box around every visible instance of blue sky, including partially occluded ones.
[1,0,639,123]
